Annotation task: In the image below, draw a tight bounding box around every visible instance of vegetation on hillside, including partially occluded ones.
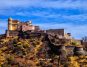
[0,34,87,67]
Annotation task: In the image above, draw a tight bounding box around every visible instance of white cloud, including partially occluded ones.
[0,0,86,9]
[62,14,87,20]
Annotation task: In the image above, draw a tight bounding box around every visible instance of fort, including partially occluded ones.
[6,18,70,38]
[4,18,86,56]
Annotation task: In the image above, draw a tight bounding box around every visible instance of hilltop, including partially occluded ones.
[0,32,87,67]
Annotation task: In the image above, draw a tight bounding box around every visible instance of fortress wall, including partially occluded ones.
[46,29,64,36]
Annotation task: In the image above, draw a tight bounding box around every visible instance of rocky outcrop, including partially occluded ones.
[74,47,85,56]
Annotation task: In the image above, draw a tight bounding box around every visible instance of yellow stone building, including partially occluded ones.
[6,18,40,37]
[8,17,19,31]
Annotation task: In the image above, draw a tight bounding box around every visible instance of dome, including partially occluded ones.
[26,20,32,25]
[29,20,32,24]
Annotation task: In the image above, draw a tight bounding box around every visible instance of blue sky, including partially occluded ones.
[0,0,87,39]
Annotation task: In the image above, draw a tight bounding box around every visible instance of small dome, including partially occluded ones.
[26,20,32,25]
[28,20,32,24]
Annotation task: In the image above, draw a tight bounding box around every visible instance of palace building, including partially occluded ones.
[6,18,40,37]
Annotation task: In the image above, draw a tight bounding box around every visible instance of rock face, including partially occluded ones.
[66,46,75,56]
[0,31,87,67]
[43,33,85,56]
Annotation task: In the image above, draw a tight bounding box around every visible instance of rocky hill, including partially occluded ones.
[0,33,87,67]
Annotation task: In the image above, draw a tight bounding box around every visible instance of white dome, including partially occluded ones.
[27,20,32,25]
[29,20,32,24]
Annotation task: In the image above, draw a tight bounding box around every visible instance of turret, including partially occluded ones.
[74,46,85,56]
[8,17,12,21]
[8,17,13,30]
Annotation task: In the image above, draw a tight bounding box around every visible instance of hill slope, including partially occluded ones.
[0,34,87,67]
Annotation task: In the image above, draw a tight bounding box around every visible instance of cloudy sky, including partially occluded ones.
[0,0,87,39]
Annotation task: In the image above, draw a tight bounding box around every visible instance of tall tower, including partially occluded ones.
[6,18,19,37]
[8,17,13,30]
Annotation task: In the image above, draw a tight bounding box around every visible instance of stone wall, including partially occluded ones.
[46,29,64,36]
[6,30,19,37]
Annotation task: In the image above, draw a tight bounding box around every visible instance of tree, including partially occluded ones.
[71,41,79,46]
[82,36,87,51]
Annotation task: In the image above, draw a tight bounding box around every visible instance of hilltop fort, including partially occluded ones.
[4,18,86,55]
[0,18,86,67]
[6,18,71,39]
